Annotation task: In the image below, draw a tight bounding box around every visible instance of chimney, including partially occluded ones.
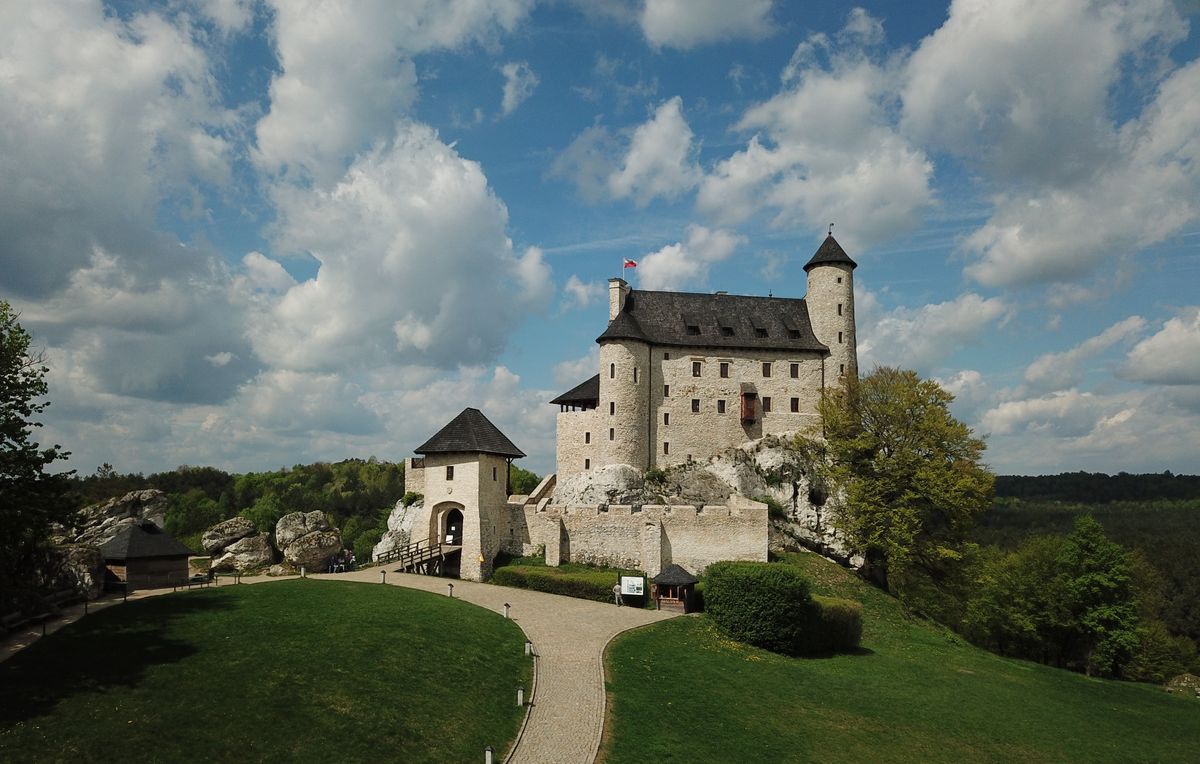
[608,278,629,320]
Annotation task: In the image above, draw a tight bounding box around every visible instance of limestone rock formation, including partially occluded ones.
[72,489,170,546]
[201,517,257,553]
[52,545,106,599]
[372,499,421,561]
[275,510,331,549]
[282,530,342,571]
[210,534,275,572]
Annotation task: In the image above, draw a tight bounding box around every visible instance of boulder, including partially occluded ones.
[372,499,421,561]
[210,534,275,573]
[552,464,646,506]
[48,544,106,600]
[282,530,342,571]
[275,510,331,549]
[73,489,170,546]
[201,517,258,554]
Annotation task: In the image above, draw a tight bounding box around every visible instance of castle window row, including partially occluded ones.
[669,397,800,415]
[680,360,804,378]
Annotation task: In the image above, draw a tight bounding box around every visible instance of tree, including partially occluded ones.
[816,367,994,598]
[0,302,72,588]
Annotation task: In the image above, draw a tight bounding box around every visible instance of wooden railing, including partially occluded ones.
[376,538,460,575]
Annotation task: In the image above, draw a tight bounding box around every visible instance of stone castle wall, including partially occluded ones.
[599,340,651,469]
[555,407,599,482]
[804,262,857,380]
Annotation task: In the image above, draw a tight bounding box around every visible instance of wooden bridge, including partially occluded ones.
[375,538,460,576]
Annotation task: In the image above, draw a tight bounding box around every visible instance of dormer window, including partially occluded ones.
[721,326,734,337]
[686,324,701,336]
[684,314,701,336]
[755,328,768,338]
[787,329,801,339]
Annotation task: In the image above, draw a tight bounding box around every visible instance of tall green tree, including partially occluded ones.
[0,302,72,588]
[816,367,994,597]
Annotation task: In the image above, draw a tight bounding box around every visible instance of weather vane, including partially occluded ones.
[828,222,834,236]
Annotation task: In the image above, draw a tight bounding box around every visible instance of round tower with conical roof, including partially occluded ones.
[804,234,858,383]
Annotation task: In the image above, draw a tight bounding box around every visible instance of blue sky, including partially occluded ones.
[3,0,1199,477]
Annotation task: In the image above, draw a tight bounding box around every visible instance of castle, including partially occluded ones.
[397,235,859,581]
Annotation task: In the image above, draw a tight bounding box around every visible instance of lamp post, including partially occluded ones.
[447,583,454,598]
[524,640,532,656]
[484,746,494,764]
[380,570,387,584]
[503,603,511,619]
[516,686,525,706]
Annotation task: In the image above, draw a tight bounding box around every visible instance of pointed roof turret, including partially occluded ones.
[415,407,526,458]
[803,234,857,272]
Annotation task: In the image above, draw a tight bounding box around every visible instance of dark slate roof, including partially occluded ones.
[415,407,526,458]
[597,290,828,354]
[550,374,600,407]
[99,523,195,560]
[803,234,857,272]
[652,564,699,586]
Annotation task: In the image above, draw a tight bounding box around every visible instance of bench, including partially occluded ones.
[2,612,33,634]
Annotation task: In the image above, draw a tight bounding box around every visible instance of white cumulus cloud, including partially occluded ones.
[1121,308,1200,385]
[640,0,776,49]
[1023,316,1146,394]
[500,61,539,115]
[608,97,700,206]
[637,225,744,291]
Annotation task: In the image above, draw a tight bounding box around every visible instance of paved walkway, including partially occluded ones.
[1,570,677,763]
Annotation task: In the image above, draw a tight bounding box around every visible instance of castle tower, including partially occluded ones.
[598,279,650,469]
[410,408,526,581]
[803,235,858,382]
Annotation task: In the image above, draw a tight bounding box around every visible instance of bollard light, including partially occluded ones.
[524,640,532,656]
[380,570,387,584]
[84,599,89,615]
[447,583,454,598]
[504,603,511,619]
[516,686,525,707]
[301,566,306,578]
[484,745,494,764]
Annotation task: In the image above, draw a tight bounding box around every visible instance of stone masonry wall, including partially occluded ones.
[555,407,599,482]
[805,262,857,380]
[599,340,651,469]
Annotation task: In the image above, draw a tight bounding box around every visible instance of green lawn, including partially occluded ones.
[0,580,531,763]
[602,553,1198,763]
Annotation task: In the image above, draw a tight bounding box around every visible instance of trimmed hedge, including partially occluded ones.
[705,561,812,654]
[704,561,863,656]
[490,566,614,603]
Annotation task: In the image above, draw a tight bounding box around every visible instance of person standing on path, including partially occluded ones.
[612,582,623,607]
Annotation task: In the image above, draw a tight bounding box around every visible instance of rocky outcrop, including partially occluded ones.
[372,499,421,561]
[276,511,342,571]
[210,534,275,572]
[282,530,342,571]
[201,517,257,553]
[275,510,331,549]
[72,489,170,546]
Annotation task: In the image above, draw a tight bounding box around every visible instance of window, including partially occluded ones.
[686,324,700,336]
[838,331,843,344]
[720,361,729,378]
[446,466,454,480]
[717,399,726,414]
[741,392,758,423]
[837,303,843,316]
[663,442,670,455]
[790,397,799,413]
[609,401,615,415]
[663,384,670,397]
[609,428,615,441]
[633,367,638,383]
[664,352,671,360]
[762,362,772,378]
[663,412,670,425]
[763,396,772,413]
[610,362,615,379]
[691,398,700,413]
[837,276,843,284]
[493,466,497,480]
[790,362,799,378]
[585,432,591,444]
[692,361,702,377]
[721,326,734,337]
[755,327,768,338]
[839,363,845,375]
[585,459,590,470]
[787,329,801,339]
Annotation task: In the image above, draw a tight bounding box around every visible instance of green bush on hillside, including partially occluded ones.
[491,566,615,603]
[803,595,863,653]
[705,561,812,655]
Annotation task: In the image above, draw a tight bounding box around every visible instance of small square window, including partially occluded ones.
[663,384,670,397]
[790,397,799,413]
[763,396,772,413]
[686,324,700,335]
[609,428,615,441]
[787,329,801,339]
[446,465,454,480]
[664,412,670,425]
[837,276,843,284]
[720,361,729,378]
[790,362,799,378]
[664,352,671,360]
[691,399,700,413]
[755,328,768,338]
[717,399,726,414]
[721,326,734,337]
[585,459,590,470]
[610,401,615,415]
[762,362,772,378]
[692,361,702,377]
[663,442,670,455]
[585,432,591,444]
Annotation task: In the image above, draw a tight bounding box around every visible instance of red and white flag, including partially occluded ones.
[623,258,637,269]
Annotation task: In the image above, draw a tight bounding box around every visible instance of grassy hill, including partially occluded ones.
[0,580,531,762]
[601,552,1198,763]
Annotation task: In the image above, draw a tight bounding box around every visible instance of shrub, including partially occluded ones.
[491,566,614,603]
[644,467,667,486]
[354,528,383,564]
[753,495,788,519]
[802,595,863,654]
[401,491,423,507]
[705,561,812,654]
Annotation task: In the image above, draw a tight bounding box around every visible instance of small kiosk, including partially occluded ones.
[651,564,699,613]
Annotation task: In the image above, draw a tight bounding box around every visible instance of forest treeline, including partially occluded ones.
[69,460,542,563]
[995,471,1200,502]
